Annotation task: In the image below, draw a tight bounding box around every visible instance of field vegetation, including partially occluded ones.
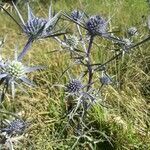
[0,0,149,149]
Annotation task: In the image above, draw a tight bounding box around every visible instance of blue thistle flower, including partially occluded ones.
[1,119,26,136]
[0,48,44,100]
[12,2,61,39]
[64,12,125,44]
[65,79,83,94]
[86,15,108,36]
[4,61,25,78]
[23,17,47,37]
[1,2,65,60]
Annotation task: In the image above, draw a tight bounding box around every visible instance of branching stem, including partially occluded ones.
[86,35,94,91]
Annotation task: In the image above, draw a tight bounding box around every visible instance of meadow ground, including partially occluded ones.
[0,0,150,149]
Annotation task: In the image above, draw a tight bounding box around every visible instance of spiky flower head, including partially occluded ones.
[65,35,79,49]
[12,2,61,39]
[11,2,64,60]
[3,61,25,79]
[23,17,47,37]
[127,27,138,36]
[1,119,26,136]
[86,15,107,35]
[66,79,83,94]
[0,48,44,100]
[70,10,84,21]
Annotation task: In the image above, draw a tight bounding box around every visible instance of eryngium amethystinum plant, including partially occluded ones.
[0,48,44,101]
[53,8,150,148]
[0,1,150,149]
[63,10,127,44]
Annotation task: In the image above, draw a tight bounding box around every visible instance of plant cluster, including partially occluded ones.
[0,1,149,149]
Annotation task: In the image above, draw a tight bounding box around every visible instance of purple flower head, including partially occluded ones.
[10,2,65,60]
[86,15,108,36]
[12,1,62,39]
[65,79,83,94]
[23,17,47,37]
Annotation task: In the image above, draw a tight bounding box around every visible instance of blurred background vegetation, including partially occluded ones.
[0,0,150,149]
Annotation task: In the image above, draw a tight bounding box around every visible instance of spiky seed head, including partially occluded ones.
[127,27,138,36]
[4,61,25,78]
[100,75,112,85]
[86,15,107,35]
[66,79,82,94]
[70,10,83,21]
[24,17,47,37]
[2,119,26,135]
[65,35,79,48]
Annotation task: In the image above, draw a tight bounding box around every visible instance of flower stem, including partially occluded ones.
[86,35,94,91]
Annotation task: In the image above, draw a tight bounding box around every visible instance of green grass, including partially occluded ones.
[0,0,150,149]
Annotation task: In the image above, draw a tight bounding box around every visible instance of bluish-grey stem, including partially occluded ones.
[86,35,94,91]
